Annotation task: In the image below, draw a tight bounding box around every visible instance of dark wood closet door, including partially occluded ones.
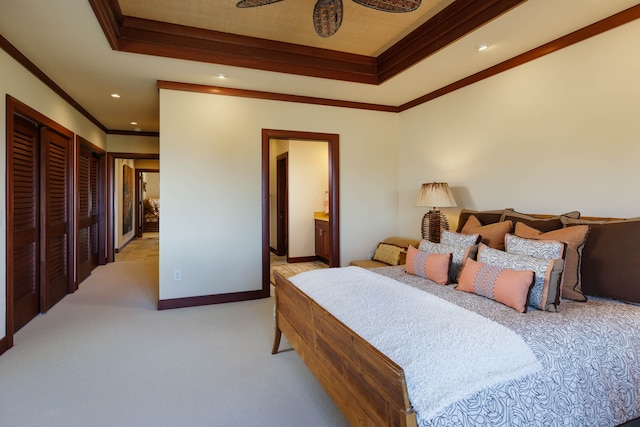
[10,116,41,332]
[77,144,101,284]
[41,127,72,311]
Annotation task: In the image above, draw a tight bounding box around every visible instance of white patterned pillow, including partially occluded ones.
[440,230,480,247]
[505,234,565,260]
[419,240,477,283]
[477,244,564,312]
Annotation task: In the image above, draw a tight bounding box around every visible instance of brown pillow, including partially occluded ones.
[456,209,507,233]
[461,215,513,251]
[561,217,640,304]
[501,209,580,233]
[515,222,590,302]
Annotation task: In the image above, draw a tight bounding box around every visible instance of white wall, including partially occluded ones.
[288,140,329,258]
[159,89,399,300]
[398,19,640,237]
[0,49,107,343]
[107,135,159,153]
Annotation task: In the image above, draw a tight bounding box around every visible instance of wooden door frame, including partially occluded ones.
[76,136,106,287]
[262,129,340,293]
[106,153,159,263]
[135,168,160,237]
[4,95,75,353]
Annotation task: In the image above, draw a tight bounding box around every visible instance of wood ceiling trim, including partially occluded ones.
[377,0,526,83]
[90,0,524,85]
[157,81,399,113]
[88,0,123,50]
[119,16,378,83]
[399,3,640,111]
[0,34,107,133]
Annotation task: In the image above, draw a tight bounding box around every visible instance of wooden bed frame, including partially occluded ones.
[272,213,640,426]
[272,271,416,426]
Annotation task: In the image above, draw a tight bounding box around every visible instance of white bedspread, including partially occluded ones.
[290,266,542,421]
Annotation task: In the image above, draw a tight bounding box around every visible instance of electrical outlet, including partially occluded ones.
[173,270,181,281]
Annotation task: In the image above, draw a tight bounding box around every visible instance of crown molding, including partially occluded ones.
[0,34,108,133]
[157,81,399,113]
[89,0,525,85]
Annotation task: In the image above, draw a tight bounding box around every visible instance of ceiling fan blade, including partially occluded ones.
[314,0,343,38]
[236,0,284,8]
[352,0,421,12]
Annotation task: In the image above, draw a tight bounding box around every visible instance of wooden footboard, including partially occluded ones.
[273,271,417,427]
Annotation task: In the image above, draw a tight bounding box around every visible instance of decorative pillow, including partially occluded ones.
[457,258,534,313]
[478,244,564,312]
[418,240,478,283]
[405,245,451,285]
[440,230,480,247]
[461,215,513,251]
[501,209,580,233]
[456,209,508,233]
[515,222,590,302]
[505,234,565,261]
[561,217,640,304]
[372,243,403,266]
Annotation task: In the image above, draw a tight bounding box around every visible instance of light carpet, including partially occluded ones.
[0,252,347,426]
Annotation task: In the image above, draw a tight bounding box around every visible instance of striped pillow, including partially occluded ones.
[458,258,534,313]
[405,245,451,285]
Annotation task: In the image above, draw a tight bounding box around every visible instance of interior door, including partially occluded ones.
[77,142,103,284]
[10,115,41,332]
[276,154,288,256]
[41,127,72,311]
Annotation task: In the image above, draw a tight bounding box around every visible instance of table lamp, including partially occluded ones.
[415,182,457,243]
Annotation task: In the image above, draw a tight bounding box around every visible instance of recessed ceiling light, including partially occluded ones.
[111,93,121,98]
[130,121,138,125]
[476,43,489,52]
[216,73,227,79]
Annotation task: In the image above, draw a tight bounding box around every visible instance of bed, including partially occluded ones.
[271,210,640,427]
[143,198,159,232]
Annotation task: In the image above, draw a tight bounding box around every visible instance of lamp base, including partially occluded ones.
[421,210,450,243]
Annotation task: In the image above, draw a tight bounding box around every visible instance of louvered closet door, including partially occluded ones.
[11,116,41,332]
[77,143,101,284]
[41,127,72,311]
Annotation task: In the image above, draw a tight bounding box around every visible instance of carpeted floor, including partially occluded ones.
[0,238,348,427]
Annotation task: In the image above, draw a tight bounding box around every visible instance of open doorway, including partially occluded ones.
[107,153,159,263]
[261,129,340,293]
[137,169,160,237]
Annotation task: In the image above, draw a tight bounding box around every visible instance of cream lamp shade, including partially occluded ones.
[415,182,457,242]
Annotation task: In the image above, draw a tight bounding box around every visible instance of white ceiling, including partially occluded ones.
[1,0,639,133]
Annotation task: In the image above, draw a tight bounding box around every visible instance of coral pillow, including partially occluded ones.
[461,215,513,251]
[515,222,589,301]
[457,258,534,313]
[478,244,564,312]
[405,245,451,285]
[419,239,478,283]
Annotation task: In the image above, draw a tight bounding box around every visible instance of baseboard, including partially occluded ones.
[0,336,8,357]
[115,235,136,253]
[157,289,269,310]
